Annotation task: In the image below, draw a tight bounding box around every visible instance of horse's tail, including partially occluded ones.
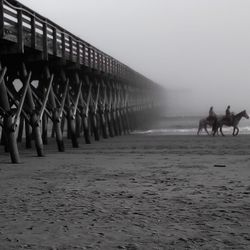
[197,119,203,135]
[197,128,200,135]
[212,117,218,136]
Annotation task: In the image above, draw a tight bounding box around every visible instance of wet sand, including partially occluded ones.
[0,134,250,249]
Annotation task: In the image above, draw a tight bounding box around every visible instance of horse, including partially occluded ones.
[197,117,217,135]
[212,110,249,136]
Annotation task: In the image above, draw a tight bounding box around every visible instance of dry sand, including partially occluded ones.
[0,134,250,249]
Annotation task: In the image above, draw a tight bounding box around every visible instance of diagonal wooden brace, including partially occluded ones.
[0,66,7,85]
[39,74,54,122]
[94,83,100,114]
[31,87,52,120]
[21,63,44,156]
[85,81,92,117]
[53,90,67,118]
[108,87,113,111]
[6,88,30,122]
[13,71,32,129]
[72,81,82,119]
[58,79,69,121]
[101,80,107,110]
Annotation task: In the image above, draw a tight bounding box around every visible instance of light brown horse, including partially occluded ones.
[197,118,211,135]
[197,117,217,135]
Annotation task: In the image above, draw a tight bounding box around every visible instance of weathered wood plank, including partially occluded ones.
[0,0,4,38]
[42,20,48,60]
[61,32,65,61]
[3,8,17,19]
[17,9,24,53]
[69,36,73,61]
[30,15,36,49]
[52,27,57,56]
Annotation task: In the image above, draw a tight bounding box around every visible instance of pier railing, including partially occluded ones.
[0,0,154,85]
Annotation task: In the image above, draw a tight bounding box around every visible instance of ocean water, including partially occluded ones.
[134,116,250,135]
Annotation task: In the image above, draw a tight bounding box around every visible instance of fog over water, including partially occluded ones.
[20,0,250,116]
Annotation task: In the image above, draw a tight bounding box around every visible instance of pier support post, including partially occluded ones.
[42,113,48,144]
[22,63,44,157]
[90,77,100,141]
[81,75,92,144]
[105,81,114,137]
[47,68,66,152]
[17,114,24,143]
[0,65,20,163]
[99,80,108,139]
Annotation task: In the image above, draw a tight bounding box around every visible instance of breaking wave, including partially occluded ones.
[133,116,250,135]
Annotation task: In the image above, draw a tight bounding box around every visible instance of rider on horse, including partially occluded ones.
[207,106,217,129]
[208,106,216,120]
[225,105,233,123]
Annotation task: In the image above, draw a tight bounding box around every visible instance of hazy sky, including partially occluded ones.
[19,0,250,115]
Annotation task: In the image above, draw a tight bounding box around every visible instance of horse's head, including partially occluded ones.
[243,110,249,119]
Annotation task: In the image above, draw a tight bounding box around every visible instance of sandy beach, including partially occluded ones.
[0,134,250,249]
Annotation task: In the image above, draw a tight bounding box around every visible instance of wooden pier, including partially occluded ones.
[0,0,164,163]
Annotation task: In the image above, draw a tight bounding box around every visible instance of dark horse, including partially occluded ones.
[212,110,249,136]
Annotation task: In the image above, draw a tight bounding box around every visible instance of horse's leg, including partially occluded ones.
[197,122,202,135]
[204,125,209,135]
[212,126,216,136]
[236,127,239,136]
[233,127,235,136]
[215,127,219,136]
[220,126,225,136]
[212,125,217,136]
[212,122,217,136]
[197,126,201,135]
